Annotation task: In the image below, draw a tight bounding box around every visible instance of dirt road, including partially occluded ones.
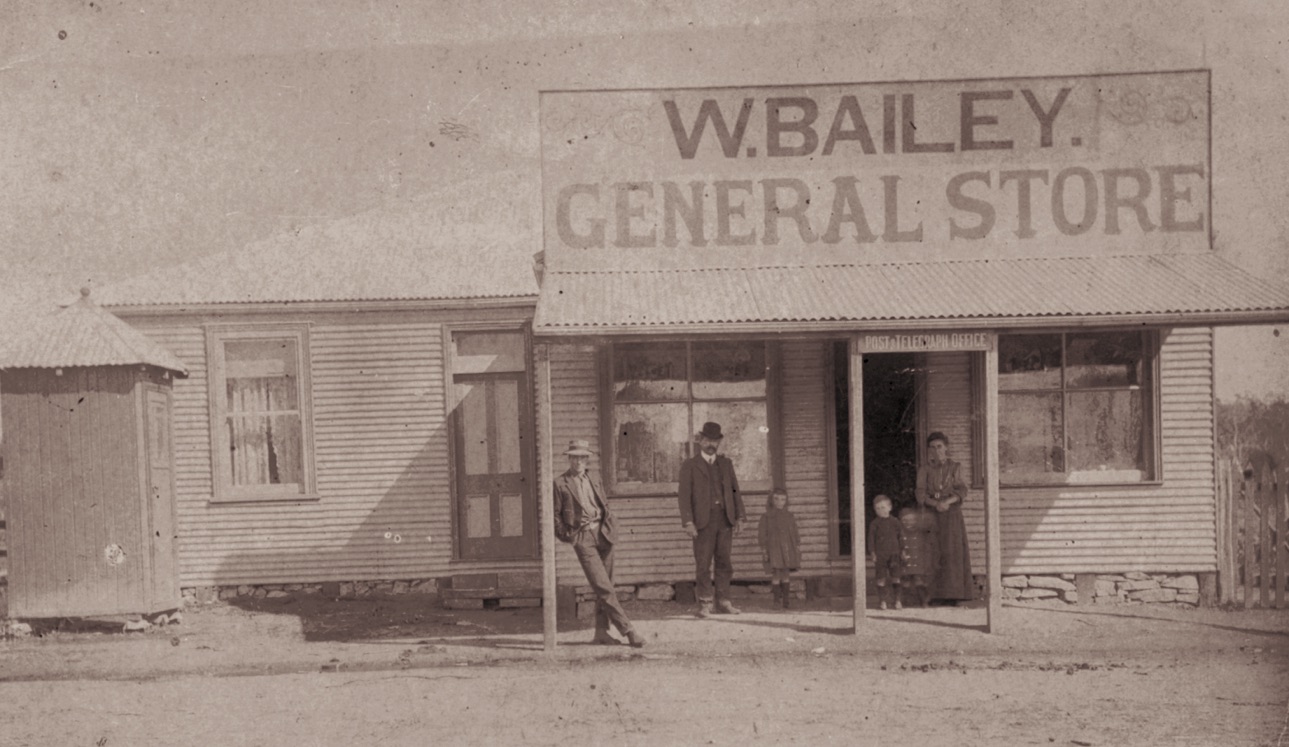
[1,597,1286,745]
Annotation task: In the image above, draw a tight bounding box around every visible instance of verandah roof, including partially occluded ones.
[533,252,1289,336]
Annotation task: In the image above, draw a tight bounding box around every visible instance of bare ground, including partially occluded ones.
[1,594,1287,746]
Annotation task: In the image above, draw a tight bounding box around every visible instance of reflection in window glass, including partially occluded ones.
[611,341,773,495]
[1066,332,1143,388]
[1067,390,1144,474]
[998,334,1062,390]
[614,402,689,488]
[999,393,1063,483]
[998,331,1154,485]
[614,343,688,401]
[692,342,766,399]
[692,401,770,484]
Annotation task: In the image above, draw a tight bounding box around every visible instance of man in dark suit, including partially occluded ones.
[678,422,747,618]
[553,439,644,647]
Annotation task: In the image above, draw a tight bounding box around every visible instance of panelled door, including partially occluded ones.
[143,385,181,608]
[451,331,536,560]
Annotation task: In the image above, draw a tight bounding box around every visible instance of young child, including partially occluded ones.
[867,494,904,610]
[899,504,939,607]
[758,490,801,609]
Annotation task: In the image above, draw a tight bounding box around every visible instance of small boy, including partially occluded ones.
[899,505,938,607]
[867,494,904,610]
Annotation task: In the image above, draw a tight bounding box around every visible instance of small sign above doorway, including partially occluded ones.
[858,332,994,353]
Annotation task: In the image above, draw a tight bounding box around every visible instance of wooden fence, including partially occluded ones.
[1217,457,1287,608]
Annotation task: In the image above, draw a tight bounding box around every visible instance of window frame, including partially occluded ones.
[205,323,317,503]
[601,339,783,498]
[994,328,1162,488]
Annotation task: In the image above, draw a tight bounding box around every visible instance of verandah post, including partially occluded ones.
[536,343,557,651]
[848,335,866,630]
[1244,470,1256,609]
[983,341,1002,633]
[1260,464,1273,609]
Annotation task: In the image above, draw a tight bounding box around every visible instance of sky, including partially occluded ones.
[1,0,1286,399]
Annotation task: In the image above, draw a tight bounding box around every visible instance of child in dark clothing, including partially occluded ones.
[759,490,801,609]
[899,505,939,607]
[868,494,904,610]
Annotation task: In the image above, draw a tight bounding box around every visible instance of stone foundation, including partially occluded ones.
[173,572,1210,611]
[1001,572,1205,606]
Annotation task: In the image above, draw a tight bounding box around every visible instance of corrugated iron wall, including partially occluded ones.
[923,328,1218,576]
[131,311,539,587]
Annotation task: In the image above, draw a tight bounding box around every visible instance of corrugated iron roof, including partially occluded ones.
[533,253,1289,334]
[0,289,189,372]
[95,171,541,308]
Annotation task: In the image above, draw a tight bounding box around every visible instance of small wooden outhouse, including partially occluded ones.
[0,289,188,618]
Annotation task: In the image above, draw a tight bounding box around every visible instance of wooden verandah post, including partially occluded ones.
[983,341,1003,633]
[536,343,557,652]
[849,335,866,630]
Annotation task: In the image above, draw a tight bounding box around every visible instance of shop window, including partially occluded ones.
[206,325,315,501]
[608,341,776,495]
[998,331,1158,485]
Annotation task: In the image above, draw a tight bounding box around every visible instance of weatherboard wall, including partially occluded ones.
[121,307,538,588]
[922,328,1218,577]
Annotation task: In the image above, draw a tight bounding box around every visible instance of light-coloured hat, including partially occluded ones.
[563,439,594,456]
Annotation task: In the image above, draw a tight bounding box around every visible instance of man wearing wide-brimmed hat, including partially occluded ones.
[678,421,747,618]
[553,438,645,647]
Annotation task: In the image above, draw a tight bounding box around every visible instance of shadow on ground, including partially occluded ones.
[218,593,886,644]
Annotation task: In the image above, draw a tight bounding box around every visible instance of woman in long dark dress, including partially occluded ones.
[915,431,973,604]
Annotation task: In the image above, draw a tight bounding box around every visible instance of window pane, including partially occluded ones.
[227,414,303,488]
[999,393,1063,482]
[453,332,526,374]
[614,343,688,401]
[692,342,766,399]
[692,401,771,485]
[1066,390,1145,476]
[456,382,490,475]
[1066,332,1143,388]
[225,340,299,412]
[494,379,521,474]
[999,334,1062,390]
[613,402,689,489]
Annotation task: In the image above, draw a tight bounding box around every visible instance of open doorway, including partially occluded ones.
[832,344,920,556]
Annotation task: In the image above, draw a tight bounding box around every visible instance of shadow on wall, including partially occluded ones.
[212,416,452,639]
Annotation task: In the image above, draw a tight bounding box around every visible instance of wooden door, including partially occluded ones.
[451,331,535,560]
[144,386,181,609]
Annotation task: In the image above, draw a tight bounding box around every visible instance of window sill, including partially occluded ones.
[608,488,775,500]
[999,480,1164,491]
[208,492,321,506]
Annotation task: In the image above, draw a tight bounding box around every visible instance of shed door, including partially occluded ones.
[144,387,180,608]
[451,332,535,560]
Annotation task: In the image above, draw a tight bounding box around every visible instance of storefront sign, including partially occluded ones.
[540,71,1209,262]
[858,332,993,353]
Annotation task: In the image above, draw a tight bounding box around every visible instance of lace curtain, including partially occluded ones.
[227,377,302,487]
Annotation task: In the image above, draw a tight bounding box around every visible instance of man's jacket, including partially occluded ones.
[678,454,745,530]
[553,469,616,544]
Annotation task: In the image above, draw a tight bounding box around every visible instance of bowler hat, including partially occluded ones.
[563,439,595,456]
[699,422,724,440]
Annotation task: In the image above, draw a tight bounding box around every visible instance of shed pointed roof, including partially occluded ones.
[0,288,188,372]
